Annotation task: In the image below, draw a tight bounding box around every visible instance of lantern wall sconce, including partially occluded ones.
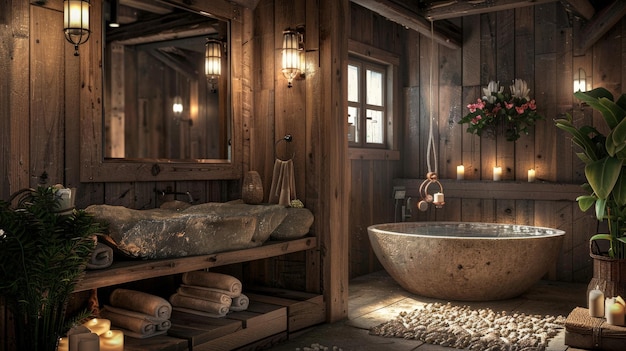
[63,0,90,56]
[172,96,184,116]
[205,39,223,92]
[573,68,587,93]
[282,26,305,88]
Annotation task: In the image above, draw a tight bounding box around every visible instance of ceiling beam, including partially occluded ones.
[421,0,558,21]
[579,0,626,52]
[351,0,462,49]
[560,0,595,20]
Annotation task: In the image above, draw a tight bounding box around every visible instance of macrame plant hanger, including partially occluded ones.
[417,20,445,211]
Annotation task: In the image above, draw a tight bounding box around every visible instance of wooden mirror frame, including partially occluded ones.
[80,0,243,182]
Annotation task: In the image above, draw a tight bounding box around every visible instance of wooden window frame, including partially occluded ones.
[348,40,400,161]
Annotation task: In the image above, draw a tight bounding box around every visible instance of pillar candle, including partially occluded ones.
[605,297,616,319]
[78,337,99,351]
[607,302,625,326]
[528,169,536,183]
[433,192,444,204]
[100,330,124,351]
[493,167,502,181]
[83,318,111,336]
[588,287,604,317]
[456,165,464,180]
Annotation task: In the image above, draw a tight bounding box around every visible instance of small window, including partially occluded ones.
[348,58,386,148]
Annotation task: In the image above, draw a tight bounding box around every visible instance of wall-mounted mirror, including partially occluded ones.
[80,0,242,182]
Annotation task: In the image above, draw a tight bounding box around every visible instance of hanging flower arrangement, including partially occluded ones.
[458,79,543,141]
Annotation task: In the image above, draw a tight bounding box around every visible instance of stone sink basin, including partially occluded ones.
[86,201,309,259]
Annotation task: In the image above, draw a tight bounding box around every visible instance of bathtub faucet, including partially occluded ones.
[402,197,412,221]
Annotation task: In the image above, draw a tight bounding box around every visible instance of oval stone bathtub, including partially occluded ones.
[367,222,565,301]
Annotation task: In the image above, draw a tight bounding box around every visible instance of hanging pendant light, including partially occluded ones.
[63,0,91,56]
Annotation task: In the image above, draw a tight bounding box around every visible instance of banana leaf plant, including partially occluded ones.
[555,87,626,259]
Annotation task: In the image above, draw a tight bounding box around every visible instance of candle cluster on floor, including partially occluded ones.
[589,287,625,326]
[369,302,565,351]
[57,318,123,351]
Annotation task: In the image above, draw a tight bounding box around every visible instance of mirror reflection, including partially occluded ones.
[103,1,230,160]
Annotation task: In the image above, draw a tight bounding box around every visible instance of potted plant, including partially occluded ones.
[555,87,626,297]
[0,186,102,351]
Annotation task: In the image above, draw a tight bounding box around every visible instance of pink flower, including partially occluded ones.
[471,115,482,125]
[505,102,514,110]
[475,99,485,109]
[528,99,537,110]
[516,105,526,114]
[467,104,477,113]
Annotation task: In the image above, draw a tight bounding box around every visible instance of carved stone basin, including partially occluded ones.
[86,202,292,259]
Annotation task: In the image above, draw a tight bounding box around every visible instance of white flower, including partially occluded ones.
[510,79,530,100]
[0,229,5,239]
[482,81,503,104]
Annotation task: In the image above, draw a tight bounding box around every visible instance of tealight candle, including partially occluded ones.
[528,169,536,183]
[456,165,464,180]
[100,330,124,351]
[607,301,625,326]
[493,167,502,181]
[588,286,604,317]
[57,337,69,351]
[83,318,111,336]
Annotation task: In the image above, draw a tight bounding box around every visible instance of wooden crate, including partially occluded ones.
[168,301,287,351]
[565,307,626,351]
[124,334,189,351]
[246,287,325,332]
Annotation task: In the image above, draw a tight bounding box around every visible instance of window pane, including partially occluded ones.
[348,106,359,143]
[348,65,359,103]
[366,109,383,144]
[366,69,383,106]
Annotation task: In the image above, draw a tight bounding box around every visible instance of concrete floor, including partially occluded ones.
[268,271,591,351]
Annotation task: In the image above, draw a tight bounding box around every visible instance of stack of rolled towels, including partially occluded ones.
[169,271,250,318]
[100,288,172,339]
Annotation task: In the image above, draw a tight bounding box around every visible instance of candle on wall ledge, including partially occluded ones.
[528,169,536,183]
[83,318,111,336]
[456,165,464,180]
[100,330,124,351]
[493,167,502,181]
[588,286,604,317]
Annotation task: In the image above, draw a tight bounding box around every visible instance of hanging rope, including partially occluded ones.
[426,19,437,175]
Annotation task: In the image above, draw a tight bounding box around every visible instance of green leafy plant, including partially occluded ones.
[555,87,626,259]
[0,186,102,351]
[459,79,543,141]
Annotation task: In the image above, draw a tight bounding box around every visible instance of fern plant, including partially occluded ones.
[0,186,102,351]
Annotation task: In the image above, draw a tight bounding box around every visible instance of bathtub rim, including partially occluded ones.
[367,221,565,240]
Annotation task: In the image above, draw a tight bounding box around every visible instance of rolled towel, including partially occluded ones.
[181,271,242,297]
[100,306,156,336]
[169,293,230,317]
[114,328,167,339]
[229,294,249,312]
[109,288,172,319]
[101,305,170,331]
[86,242,114,269]
[178,285,232,306]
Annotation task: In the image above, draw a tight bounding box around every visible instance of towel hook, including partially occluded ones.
[275,134,295,161]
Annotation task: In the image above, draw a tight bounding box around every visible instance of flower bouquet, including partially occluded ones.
[458,79,543,141]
